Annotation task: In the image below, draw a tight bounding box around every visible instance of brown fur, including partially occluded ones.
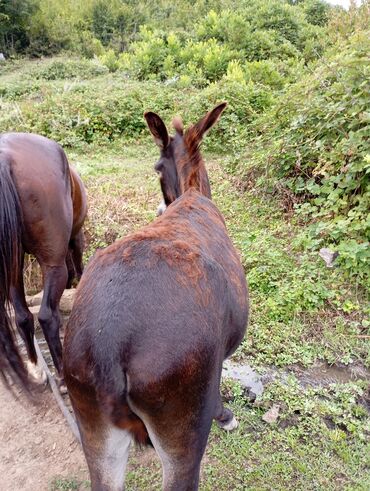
[0,133,87,383]
[64,103,248,491]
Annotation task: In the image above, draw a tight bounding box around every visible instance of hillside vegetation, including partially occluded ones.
[1,0,369,284]
[0,1,369,489]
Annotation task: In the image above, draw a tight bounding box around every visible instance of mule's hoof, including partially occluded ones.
[26,360,47,385]
[219,416,239,432]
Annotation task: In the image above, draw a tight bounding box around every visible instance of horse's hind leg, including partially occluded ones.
[65,250,75,289]
[38,262,68,375]
[10,252,35,362]
[71,229,84,281]
[66,230,84,288]
[10,253,46,383]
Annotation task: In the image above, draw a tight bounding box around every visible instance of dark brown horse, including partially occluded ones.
[64,103,248,491]
[0,132,87,388]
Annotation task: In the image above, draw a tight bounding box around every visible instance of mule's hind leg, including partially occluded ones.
[214,397,238,431]
[69,392,131,491]
[140,412,213,491]
[38,263,68,375]
[133,387,216,491]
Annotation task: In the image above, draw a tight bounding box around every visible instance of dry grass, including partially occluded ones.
[24,151,160,294]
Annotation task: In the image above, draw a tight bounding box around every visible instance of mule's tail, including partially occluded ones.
[0,159,29,390]
[93,357,151,446]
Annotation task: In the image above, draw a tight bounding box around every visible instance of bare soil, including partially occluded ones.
[0,384,88,491]
[1,289,88,491]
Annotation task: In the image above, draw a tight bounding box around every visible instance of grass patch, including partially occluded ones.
[123,376,370,490]
[50,477,89,491]
[209,159,369,369]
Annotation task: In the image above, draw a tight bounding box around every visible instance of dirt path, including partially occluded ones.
[0,384,88,491]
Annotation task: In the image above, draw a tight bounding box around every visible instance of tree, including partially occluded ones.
[0,0,36,53]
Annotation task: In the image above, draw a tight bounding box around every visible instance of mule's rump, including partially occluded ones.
[65,190,248,439]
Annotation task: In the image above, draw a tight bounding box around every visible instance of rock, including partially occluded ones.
[26,288,76,313]
[0,53,5,62]
[59,288,76,313]
[262,404,280,424]
[319,248,339,268]
[26,291,43,307]
[222,360,264,400]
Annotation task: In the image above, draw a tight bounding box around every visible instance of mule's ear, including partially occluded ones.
[192,102,227,140]
[144,112,169,149]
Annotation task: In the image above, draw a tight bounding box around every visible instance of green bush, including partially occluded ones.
[0,80,41,100]
[30,58,109,80]
[241,31,370,282]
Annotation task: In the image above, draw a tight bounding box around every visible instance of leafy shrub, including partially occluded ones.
[303,0,331,27]
[0,80,41,100]
[245,60,285,89]
[30,58,109,80]
[242,31,370,282]
[117,28,240,84]
[99,49,119,72]
[77,31,105,59]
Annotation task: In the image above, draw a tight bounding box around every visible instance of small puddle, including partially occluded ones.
[290,362,370,387]
[223,360,370,399]
[222,360,264,397]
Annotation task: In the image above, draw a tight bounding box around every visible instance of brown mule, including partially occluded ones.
[64,103,248,491]
[0,132,87,388]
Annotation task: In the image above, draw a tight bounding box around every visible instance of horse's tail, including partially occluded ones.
[0,159,29,390]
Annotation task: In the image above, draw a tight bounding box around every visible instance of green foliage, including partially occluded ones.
[213,165,369,369]
[0,57,108,101]
[0,57,273,153]
[99,48,119,72]
[262,377,369,440]
[303,0,331,27]
[0,0,36,53]
[30,58,109,80]
[241,31,370,282]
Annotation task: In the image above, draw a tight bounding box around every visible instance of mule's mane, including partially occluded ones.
[177,124,210,198]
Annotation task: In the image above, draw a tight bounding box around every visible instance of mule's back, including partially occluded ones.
[65,190,247,378]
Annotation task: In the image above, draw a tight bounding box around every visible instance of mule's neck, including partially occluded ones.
[178,132,211,199]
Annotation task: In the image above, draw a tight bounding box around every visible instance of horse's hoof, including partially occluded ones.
[55,376,68,395]
[218,415,239,432]
[157,200,167,216]
[26,360,47,385]
[59,383,68,395]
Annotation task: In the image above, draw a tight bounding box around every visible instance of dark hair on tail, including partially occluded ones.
[0,159,29,390]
